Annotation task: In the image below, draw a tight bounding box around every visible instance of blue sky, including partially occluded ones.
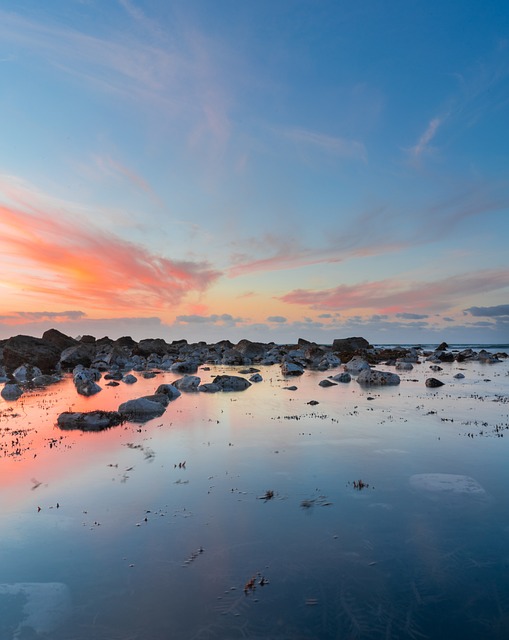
[0,0,508,344]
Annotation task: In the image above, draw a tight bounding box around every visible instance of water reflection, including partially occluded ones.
[1,361,508,638]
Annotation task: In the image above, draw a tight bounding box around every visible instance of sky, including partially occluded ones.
[0,0,508,345]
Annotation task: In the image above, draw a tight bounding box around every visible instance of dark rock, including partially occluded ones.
[436,342,449,351]
[1,383,23,400]
[357,369,400,386]
[425,377,444,388]
[114,336,138,349]
[31,374,61,388]
[42,328,78,351]
[170,361,199,374]
[3,335,61,373]
[118,397,167,421]
[234,339,269,360]
[57,410,122,431]
[104,372,123,380]
[154,383,181,400]
[135,338,170,356]
[198,383,221,393]
[330,372,351,383]
[437,351,454,362]
[60,344,95,369]
[79,335,96,344]
[332,336,372,353]
[212,375,251,391]
[319,379,337,387]
[173,375,201,392]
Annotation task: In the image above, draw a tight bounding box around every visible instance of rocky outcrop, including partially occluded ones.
[57,410,122,431]
[42,329,77,352]
[3,335,61,373]
[60,344,95,369]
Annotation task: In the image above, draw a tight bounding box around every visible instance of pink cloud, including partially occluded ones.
[279,269,509,314]
[0,193,220,313]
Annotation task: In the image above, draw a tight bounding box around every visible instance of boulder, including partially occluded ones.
[435,342,449,351]
[60,344,95,369]
[42,328,77,351]
[454,373,465,379]
[57,410,122,431]
[32,374,61,388]
[118,397,167,421]
[395,361,414,371]
[425,377,444,388]
[198,383,221,393]
[330,372,351,383]
[249,373,263,383]
[281,361,304,376]
[154,383,181,400]
[170,361,199,374]
[212,375,251,391]
[234,339,269,360]
[1,383,23,401]
[122,374,138,384]
[173,375,201,392]
[13,364,43,383]
[357,369,400,386]
[135,338,170,356]
[332,336,372,355]
[3,335,61,373]
[319,379,337,387]
[343,356,371,375]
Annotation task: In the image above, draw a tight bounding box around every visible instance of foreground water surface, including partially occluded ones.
[1,357,509,639]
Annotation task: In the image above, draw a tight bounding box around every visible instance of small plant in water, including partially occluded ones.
[352,479,369,490]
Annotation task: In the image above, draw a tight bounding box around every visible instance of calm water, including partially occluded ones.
[1,357,509,639]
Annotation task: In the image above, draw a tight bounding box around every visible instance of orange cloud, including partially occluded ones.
[0,195,220,314]
[279,269,509,314]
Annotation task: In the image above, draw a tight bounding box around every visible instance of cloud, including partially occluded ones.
[396,312,429,320]
[92,155,163,206]
[410,116,444,157]
[278,269,509,314]
[0,177,221,312]
[176,313,243,325]
[278,127,366,161]
[266,316,287,323]
[464,304,509,317]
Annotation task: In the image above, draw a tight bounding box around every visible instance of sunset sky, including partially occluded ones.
[0,1,508,344]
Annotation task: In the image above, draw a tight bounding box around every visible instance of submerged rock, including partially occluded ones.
[330,372,351,383]
[319,379,337,387]
[173,375,201,392]
[57,410,122,431]
[122,374,138,384]
[154,383,181,400]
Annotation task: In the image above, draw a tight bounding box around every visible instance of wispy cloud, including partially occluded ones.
[0,177,220,312]
[410,116,444,157]
[278,269,509,314]
[277,126,366,161]
[92,155,163,206]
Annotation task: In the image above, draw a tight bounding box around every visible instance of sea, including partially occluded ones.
[1,344,508,639]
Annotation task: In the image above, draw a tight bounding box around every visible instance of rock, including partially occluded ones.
[343,356,371,375]
[104,372,123,380]
[212,375,252,391]
[42,328,77,351]
[453,373,465,379]
[198,383,221,393]
[319,379,337,387]
[3,335,61,373]
[141,393,170,407]
[234,339,269,361]
[357,369,400,386]
[13,364,43,383]
[330,372,351,383]
[429,365,442,372]
[135,338,170,356]
[1,383,23,400]
[281,361,304,376]
[332,336,372,352]
[118,397,167,421]
[60,344,95,369]
[249,373,263,382]
[170,361,199,374]
[32,374,61,388]
[173,375,201,392]
[283,385,298,391]
[154,384,181,400]
[425,377,444,388]
[410,473,485,495]
[122,374,138,384]
[57,410,122,431]
[435,342,449,351]
[142,372,157,379]
[395,361,413,371]
[437,351,454,362]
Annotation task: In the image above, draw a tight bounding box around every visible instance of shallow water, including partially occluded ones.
[1,358,509,639]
